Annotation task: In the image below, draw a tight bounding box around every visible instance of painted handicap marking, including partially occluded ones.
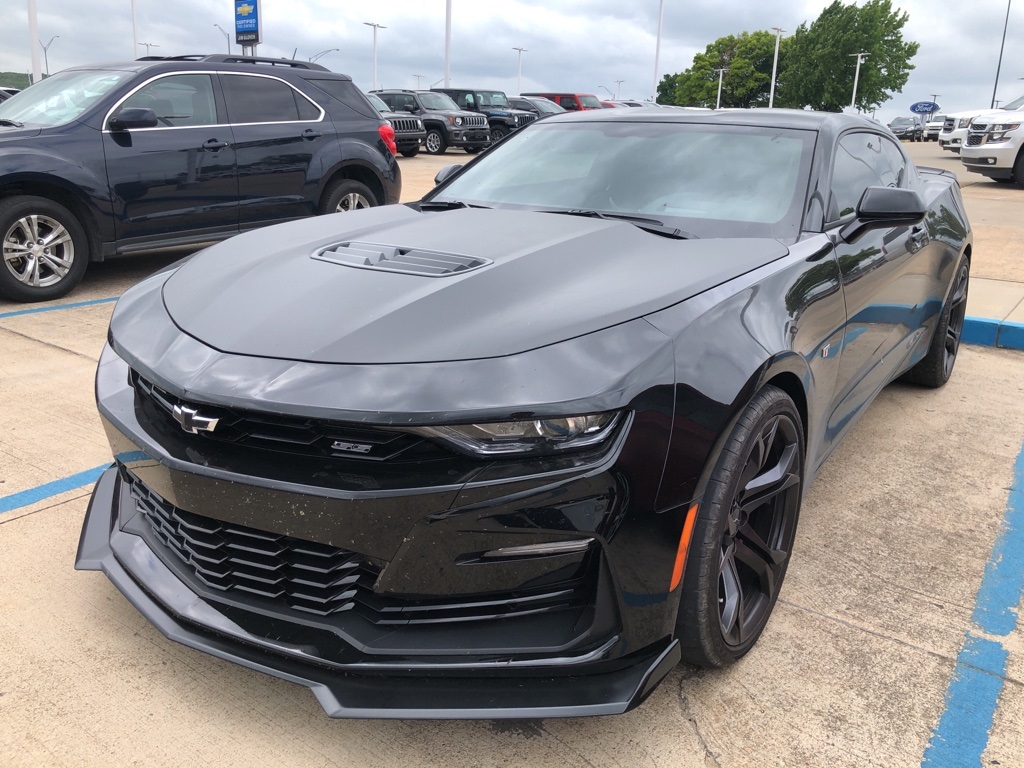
[922,445,1024,766]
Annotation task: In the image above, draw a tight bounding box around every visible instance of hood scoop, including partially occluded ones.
[313,241,491,277]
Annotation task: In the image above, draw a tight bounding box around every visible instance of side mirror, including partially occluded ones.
[402,104,417,113]
[109,107,159,131]
[434,164,463,186]
[840,186,926,243]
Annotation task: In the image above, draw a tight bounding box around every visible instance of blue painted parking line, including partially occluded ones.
[921,442,1024,766]
[0,296,118,320]
[0,464,109,515]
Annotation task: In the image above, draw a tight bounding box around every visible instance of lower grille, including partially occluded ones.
[127,471,594,625]
[966,133,984,146]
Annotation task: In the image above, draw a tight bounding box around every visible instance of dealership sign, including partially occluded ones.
[910,101,940,115]
[235,0,261,45]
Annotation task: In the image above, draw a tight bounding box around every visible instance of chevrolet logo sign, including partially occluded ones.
[237,3,255,16]
[172,404,220,434]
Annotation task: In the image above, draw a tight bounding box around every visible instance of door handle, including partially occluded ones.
[301,129,324,139]
[909,225,928,245]
[202,139,229,151]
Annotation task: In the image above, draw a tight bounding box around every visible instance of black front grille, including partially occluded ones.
[515,113,537,128]
[966,133,984,146]
[390,117,420,133]
[943,118,955,132]
[132,372,437,462]
[127,472,595,625]
[131,474,378,616]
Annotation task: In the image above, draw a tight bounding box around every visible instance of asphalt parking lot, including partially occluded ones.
[2,142,1023,767]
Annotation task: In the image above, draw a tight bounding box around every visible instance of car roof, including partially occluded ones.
[62,55,352,80]
[550,107,880,135]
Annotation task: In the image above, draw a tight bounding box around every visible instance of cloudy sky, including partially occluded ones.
[5,0,1023,122]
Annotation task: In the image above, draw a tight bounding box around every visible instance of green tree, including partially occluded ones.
[658,31,784,108]
[781,0,919,112]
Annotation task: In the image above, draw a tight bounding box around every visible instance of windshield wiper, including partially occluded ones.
[0,119,25,128]
[543,209,697,239]
[417,200,491,211]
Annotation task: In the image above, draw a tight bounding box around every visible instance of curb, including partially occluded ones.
[963,316,1024,351]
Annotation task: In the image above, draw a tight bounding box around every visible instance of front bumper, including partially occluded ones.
[77,467,680,719]
[447,128,490,148]
[939,130,966,151]
[960,142,1019,178]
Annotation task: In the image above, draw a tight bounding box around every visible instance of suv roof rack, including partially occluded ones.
[134,54,330,72]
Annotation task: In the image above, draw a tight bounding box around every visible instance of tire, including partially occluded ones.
[464,147,481,154]
[1013,150,1024,185]
[400,146,420,158]
[675,385,804,668]
[0,195,90,303]
[490,126,507,142]
[424,129,447,155]
[318,180,378,215]
[902,255,969,388]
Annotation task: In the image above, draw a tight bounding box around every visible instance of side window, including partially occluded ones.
[829,132,890,221]
[121,74,217,127]
[559,96,576,110]
[880,138,908,188]
[222,75,317,124]
[460,93,474,109]
[396,95,414,111]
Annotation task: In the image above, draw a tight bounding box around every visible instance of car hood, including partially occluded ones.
[0,125,43,142]
[161,206,788,364]
[972,109,1024,124]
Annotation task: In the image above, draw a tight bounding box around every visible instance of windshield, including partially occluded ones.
[580,95,603,109]
[419,91,460,111]
[1002,93,1024,110]
[0,69,132,126]
[367,93,389,113]
[890,117,915,126]
[477,91,510,108]
[533,99,565,114]
[427,120,815,239]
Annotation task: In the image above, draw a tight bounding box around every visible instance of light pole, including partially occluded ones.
[513,47,527,95]
[40,35,59,77]
[413,74,424,88]
[849,51,868,110]
[444,0,452,87]
[27,0,42,83]
[310,48,339,63]
[214,24,231,54]
[139,42,159,56]
[769,27,785,108]
[364,22,386,91]
[991,0,1012,108]
[130,0,139,58]
[599,85,614,98]
[614,80,625,99]
[651,0,665,102]
[714,67,728,110]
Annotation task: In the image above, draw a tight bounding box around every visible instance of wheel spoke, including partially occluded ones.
[24,215,41,243]
[41,225,71,249]
[39,252,72,278]
[719,543,742,640]
[738,442,799,514]
[4,242,32,259]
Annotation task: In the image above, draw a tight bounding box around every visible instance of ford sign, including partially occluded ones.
[910,101,940,114]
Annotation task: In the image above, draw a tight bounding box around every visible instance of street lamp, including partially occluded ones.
[444,0,452,87]
[40,35,59,77]
[614,80,625,99]
[513,47,527,95]
[991,0,1012,108]
[364,22,386,91]
[651,0,665,102]
[599,85,614,99]
[769,27,785,108]
[139,42,159,56]
[310,48,339,63]
[213,24,231,54]
[849,51,869,110]
[714,67,729,110]
[413,74,424,88]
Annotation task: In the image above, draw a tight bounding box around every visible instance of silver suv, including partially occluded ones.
[960,110,1024,184]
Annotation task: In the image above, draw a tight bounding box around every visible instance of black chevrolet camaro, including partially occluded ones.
[78,109,972,718]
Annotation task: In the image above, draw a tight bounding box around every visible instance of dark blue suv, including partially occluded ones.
[0,55,401,302]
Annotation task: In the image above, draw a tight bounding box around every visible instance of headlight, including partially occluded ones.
[401,412,622,457]
[991,123,1020,132]
[958,117,974,128]
[454,117,463,126]
[417,120,423,128]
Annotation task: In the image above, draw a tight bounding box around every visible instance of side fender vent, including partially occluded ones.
[313,242,491,277]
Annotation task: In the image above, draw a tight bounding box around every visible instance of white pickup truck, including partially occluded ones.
[939,93,1024,154]
[960,109,1024,184]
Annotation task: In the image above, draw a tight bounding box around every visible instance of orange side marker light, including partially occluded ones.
[669,503,699,592]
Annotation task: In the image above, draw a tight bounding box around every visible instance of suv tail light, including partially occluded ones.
[378,123,397,155]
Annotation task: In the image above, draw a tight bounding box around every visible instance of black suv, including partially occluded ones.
[430,87,536,142]
[366,92,427,157]
[0,54,401,302]
[372,89,489,155]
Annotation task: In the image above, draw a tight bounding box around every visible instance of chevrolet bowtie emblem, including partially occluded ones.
[172,404,220,434]
[237,3,255,15]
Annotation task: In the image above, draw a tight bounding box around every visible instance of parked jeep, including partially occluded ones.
[366,92,427,157]
[373,89,489,155]
[0,54,401,302]
[430,87,536,143]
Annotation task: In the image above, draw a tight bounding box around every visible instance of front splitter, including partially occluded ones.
[76,467,681,719]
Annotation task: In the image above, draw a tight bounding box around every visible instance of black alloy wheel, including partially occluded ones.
[902,254,970,388]
[676,386,804,667]
[490,126,507,142]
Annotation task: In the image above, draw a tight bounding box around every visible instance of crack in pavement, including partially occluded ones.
[0,324,100,362]
[676,668,723,768]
